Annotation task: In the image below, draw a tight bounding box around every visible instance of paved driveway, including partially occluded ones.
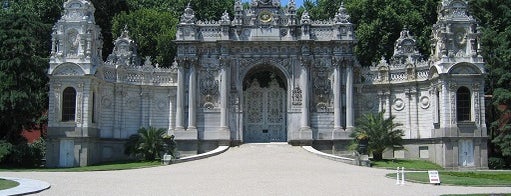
[2,143,510,196]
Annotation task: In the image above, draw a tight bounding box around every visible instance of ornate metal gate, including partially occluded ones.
[244,78,286,142]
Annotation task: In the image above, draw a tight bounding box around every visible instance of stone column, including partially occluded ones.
[220,62,230,132]
[300,60,312,133]
[175,66,185,131]
[168,90,174,131]
[333,63,343,131]
[346,64,354,130]
[187,63,197,132]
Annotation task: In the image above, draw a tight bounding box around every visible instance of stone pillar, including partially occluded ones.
[168,90,174,131]
[187,64,197,132]
[333,64,343,131]
[175,66,185,131]
[346,64,354,130]
[220,63,230,132]
[300,60,312,135]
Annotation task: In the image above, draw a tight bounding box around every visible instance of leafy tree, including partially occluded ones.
[302,0,437,66]
[350,111,404,161]
[126,0,235,20]
[125,127,167,161]
[112,9,179,66]
[0,10,50,143]
[469,0,511,158]
[91,0,129,60]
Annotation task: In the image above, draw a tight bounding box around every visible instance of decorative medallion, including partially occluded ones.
[102,97,112,109]
[155,99,167,112]
[393,98,405,111]
[420,96,430,109]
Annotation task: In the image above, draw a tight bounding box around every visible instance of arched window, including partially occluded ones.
[62,87,76,122]
[456,86,471,122]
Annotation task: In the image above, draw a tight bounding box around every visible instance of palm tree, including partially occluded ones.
[124,127,167,161]
[350,111,404,161]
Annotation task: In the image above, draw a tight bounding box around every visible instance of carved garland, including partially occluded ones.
[200,70,219,109]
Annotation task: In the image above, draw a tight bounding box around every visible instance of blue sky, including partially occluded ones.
[242,0,306,7]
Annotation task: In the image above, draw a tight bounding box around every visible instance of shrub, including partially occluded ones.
[6,138,46,168]
[488,157,506,169]
[125,127,166,161]
[0,140,13,163]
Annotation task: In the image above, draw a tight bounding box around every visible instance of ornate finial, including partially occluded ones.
[234,0,243,11]
[334,3,350,23]
[2,0,9,10]
[144,56,152,67]
[180,2,196,24]
[221,10,230,23]
[289,0,296,8]
[120,25,130,38]
[301,11,311,24]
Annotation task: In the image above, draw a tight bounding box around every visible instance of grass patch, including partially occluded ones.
[442,194,511,196]
[0,179,19,190]
[0,160,161,172]
[386,171,511,186]
[372,159,443,170]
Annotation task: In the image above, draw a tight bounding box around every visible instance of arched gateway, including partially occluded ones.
[243,65,287,142]
[47,0,488,169]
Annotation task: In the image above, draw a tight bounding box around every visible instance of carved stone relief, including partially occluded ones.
[200,70,219,109]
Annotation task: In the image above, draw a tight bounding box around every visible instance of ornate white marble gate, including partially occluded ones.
[244,78,286,143]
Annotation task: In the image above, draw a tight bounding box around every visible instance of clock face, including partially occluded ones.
[259,11,273,23]
[259,0,272,5]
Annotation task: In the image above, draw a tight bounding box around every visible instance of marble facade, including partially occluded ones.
[46,0,487,169]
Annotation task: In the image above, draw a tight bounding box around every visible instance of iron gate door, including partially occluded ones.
[244,79,286,142]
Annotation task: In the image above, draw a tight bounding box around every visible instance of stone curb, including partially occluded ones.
[171,145,230,164]
[302,146,358,165]
[0,177,50,196]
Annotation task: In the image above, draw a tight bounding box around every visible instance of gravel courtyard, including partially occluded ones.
[2,143,510,196]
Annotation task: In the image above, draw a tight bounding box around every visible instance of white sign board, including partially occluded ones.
[428,170,441,184]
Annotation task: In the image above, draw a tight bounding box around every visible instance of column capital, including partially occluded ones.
[219,56,231,68]
[299,56,313,67]
[176,57,198,68]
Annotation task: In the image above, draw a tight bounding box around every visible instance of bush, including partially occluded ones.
[5,138,46,168]
[488,157,507,169]
[125,127,166,161]
[0,140,13,163]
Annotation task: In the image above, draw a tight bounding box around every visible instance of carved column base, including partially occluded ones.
[201,128,230,140]
[172,127,198,140]
[345,126,355,132]
[332,128,352,140]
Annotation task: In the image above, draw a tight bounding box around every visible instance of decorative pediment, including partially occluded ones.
[429,66,440,79]
[449,63,481,74]
[62,0,95,22]
[52,63,85,76]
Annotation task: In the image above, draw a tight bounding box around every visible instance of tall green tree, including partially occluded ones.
[350,111,404,161]
[91,0,129,60]
[302,0,438,66]
[469,0,511,158]
[0,11,50,143]
[112,9,179,66]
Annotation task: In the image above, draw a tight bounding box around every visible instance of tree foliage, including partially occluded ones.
[302,0,438,66]
[112,9,179,66]
[350,111,404,161]
[0,10,50,143]
[469,0,511,158]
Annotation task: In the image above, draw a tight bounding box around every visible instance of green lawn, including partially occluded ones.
[372,159,444,170]
[386,171,511,186]
[0,179,19,190]
[442,194,511,196]
[0,161,161,172]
